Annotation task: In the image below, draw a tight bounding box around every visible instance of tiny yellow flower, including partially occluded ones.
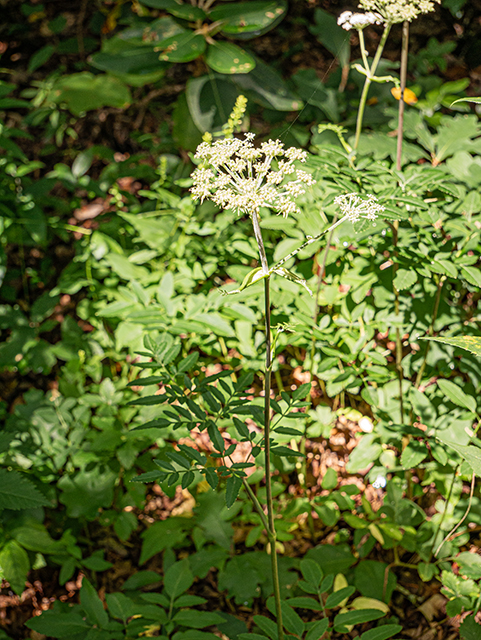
[391,87,418,105]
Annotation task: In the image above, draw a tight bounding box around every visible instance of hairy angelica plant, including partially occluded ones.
[191,131,383,638]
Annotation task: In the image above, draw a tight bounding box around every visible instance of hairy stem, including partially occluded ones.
[396,21,409,171]
[264,278,284,640]
[354,24,392,151]
[434,472,476,558]
[252,210,269,273]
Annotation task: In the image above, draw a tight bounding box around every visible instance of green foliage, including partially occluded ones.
[1,2,481,638]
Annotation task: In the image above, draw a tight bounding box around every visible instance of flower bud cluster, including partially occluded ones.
[191,133,315,218]
[334,193,384,223]
[358,0,440,24]
[337,10,383,30]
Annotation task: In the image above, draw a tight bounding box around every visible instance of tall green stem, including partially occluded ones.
[354,24,392,151]
[392,221,404,423]
[264,277,284,640]
[250,210,284,639]
[393,21,409,424]
[396,21,409,171]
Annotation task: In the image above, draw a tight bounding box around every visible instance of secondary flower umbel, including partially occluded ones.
[190,133,315,218]
[358,0,440,24]
[337,10,383,30]
[334,193,384,223]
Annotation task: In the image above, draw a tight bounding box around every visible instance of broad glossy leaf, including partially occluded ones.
[210,1,287,39]
[138,0,178,7]
[206,42,255,74]
[186,75,239,133]
[310,8,350,68]
[167,4,206,20]
[90,47,165,75]
[157,32,206,63]
[232,58,302,110]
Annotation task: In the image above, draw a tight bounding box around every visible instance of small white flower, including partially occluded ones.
[190,133,316,218]
[334,193,384,223]
[372,475,387,489]
[358,0,440,24]
[338,10,383,30]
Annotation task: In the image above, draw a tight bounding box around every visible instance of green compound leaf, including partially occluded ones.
[164,559,194,599]
[393,268,417,291]
[157,32,206,63]
[210,1,287,39]
[0,469,50,511]
[266,597,305,637]
[437,378,476,413]
[206,42,256,74]
[334,608,385,632]
[437,441,481,478]
[360,625,403,640]
[0,541,29,594]
[305,619,329,640]
[225,475,243,508]
[26,611,91,637]
[451,97,481,106]
[80,579,109,629]
[421,335,481,357]
[460,614,481,640]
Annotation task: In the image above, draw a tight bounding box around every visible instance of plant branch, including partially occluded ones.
[396,21,409,171]
[354,23,392,151]
[434,472,475,558]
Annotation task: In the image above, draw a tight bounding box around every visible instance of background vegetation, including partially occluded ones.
[1,1,481,639]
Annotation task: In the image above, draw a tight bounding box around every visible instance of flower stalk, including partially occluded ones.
[191,124,383,635]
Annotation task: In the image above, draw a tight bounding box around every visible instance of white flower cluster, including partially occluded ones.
[358,0,440,23]
[334,193,384,223]
[190,133,315,218]
[337,10,383,30]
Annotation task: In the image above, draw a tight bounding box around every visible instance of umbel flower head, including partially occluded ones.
[358,0,440,24]
[190,133,315,218]
[334,193,384,223]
